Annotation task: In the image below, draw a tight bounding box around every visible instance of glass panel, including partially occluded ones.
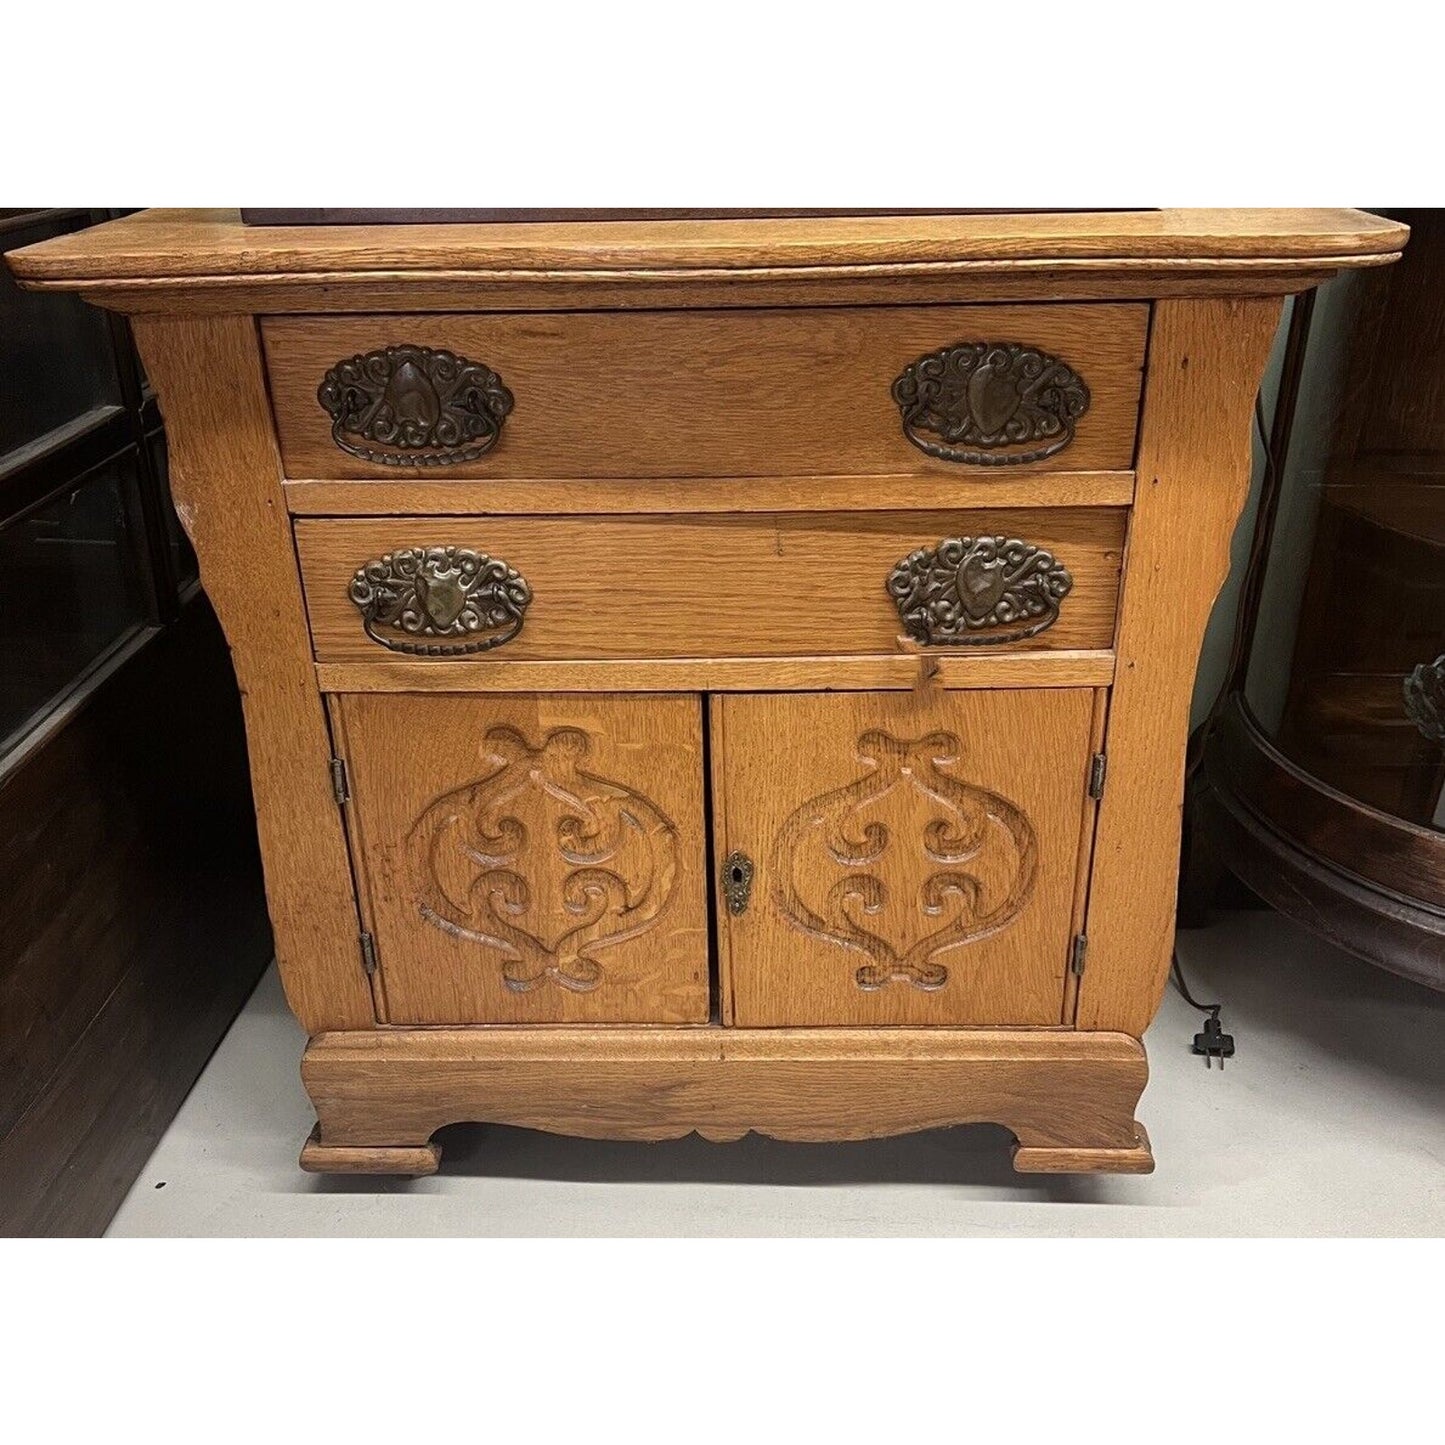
[0,456,149,752]
[148,428,197,585]
[0,224,123,461]
[1244,209,1445,831]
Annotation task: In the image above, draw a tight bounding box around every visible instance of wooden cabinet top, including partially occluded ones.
[6,208,1407,313]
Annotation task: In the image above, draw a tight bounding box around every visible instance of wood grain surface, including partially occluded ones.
[332,693,708,1025]
[312,650,1117,696]
[7,210,1389,1179]
[300,1023,1153,1175]
[130,315,375,1034]
[264,305,1146,479]
[281,469,1136,517]
[714,689,1098,1026]
[296,508,1125,663]
[7,207,1407,284]
[1077,297,1285,1034]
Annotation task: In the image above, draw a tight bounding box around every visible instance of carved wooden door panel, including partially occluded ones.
[713,690,1099,1027]
[331,693,709,1024]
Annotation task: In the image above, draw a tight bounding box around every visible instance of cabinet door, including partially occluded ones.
[332,693,709,1025]
[713,690,1099,1027]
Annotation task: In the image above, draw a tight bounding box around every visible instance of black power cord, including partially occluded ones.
[1171,950,1235,1070]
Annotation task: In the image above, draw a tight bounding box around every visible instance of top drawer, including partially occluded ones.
[262,303,1147,480]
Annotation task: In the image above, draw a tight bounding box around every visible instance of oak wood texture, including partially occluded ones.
[1062,687,1110,1023]
[1012,1123,1153,1175]
[332,693,709,1024]
[300,1125,440,1177]
[300,1024,1153,1174]
[5,208,1405,316]
[6,209,1401,1179]
[1076,297,1285,1035]
[282,470,1137,517]
[128,315,374,1034]
[264,305,1146,479]
[714,689,1097,1026]
[296,508,1125,663]
[312,650,1118,696]
[21,272,1367,317]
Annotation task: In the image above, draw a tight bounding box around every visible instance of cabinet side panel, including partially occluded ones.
[1077,297,1284,1034]
[131,314,375,1032]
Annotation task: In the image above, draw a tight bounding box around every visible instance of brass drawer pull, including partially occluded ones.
[318,345,513,467]
[887,536,1073,646]
[349,546,531,656]
[892,341,1089,466]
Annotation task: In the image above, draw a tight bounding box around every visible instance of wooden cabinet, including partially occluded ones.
[5,208,1406,1179]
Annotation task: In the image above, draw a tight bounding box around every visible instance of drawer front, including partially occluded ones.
[713,689,1098,1027]
[331,692,710,1024]
[264,304,1147,479]
[296,509,1125,663]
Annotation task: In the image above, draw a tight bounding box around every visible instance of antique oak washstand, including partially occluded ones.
[6,208,1406,1175]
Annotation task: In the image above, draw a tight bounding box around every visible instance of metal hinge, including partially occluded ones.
[359,930,378,977]
[330,756,350,806]
[1088,752,1107,801]
[1070,933,1089,977]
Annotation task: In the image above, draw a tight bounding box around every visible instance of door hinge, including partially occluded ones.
[359,930,378,977]
[1088,752,1107,801]
[330,756,350,807]
[1070,933,1089,977]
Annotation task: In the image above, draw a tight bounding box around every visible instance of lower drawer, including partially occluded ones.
[296,508,1124,663]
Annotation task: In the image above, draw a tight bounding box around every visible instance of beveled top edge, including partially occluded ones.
[5,207,1408,290]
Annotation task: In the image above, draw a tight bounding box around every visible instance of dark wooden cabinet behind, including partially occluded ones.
[0,210,271,1236]
[1189,208,1445,990]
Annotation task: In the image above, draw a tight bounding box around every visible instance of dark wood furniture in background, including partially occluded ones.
[0,209,272,1236]
[1187,208,1444,990]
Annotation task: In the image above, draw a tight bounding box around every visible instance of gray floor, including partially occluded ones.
[107,909,1444,1236]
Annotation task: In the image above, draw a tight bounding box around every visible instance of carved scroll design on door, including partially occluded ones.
[406,726,679,992]
[771,730,1037,991]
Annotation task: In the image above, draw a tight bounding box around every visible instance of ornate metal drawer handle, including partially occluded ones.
[1404,654,1444,742]
[349,546,531,656]
[886,536,1073,646]
[892,341,1090,466]
[317,344,514,467]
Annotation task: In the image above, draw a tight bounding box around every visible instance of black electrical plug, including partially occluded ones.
[1172,949,1237,1073]
[1192,1013,1235,1070]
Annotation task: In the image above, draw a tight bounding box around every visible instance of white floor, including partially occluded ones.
[107,910,1444,1236]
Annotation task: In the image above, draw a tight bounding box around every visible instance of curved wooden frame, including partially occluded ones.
[1195,697,1445,992]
